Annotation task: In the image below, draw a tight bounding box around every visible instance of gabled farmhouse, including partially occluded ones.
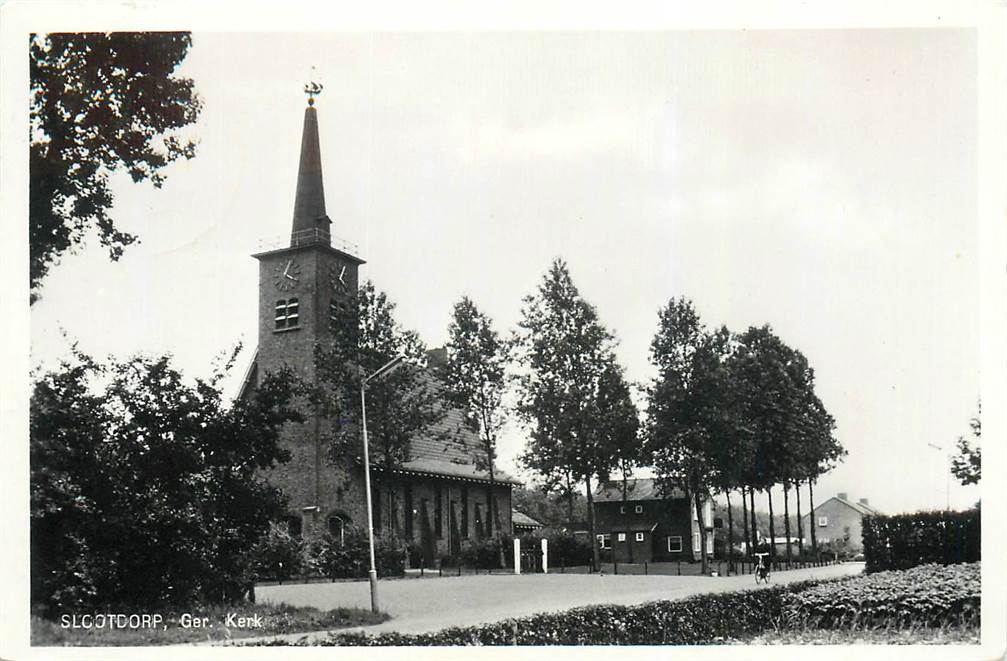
[238,93,518,567]
[593,478,714,562]
[801,492,879,552]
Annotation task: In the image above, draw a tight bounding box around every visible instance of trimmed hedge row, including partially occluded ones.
[782,562,980,629]
[862,509,980,573]
[250,579,832,646]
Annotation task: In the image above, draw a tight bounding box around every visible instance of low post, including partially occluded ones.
[644,561,648,576]
[541,538,549,575]
[614,559,618,575]
[514,538,521,575]
[677,560,681,576]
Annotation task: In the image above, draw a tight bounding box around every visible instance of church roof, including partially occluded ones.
[290,101,331,243]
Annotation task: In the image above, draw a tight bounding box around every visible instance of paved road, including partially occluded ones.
[243,562,863,644]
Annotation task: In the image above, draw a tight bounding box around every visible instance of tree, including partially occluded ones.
[595,361,643,560]
[951,403,981,486]
[645,298,732,574]
[513,259,622,571]
[443,296,511,533]
[729,326,798,563]
[510,486,588,529]
[30,346,301,615]
[317,281,448,532]
[30,32,202,302]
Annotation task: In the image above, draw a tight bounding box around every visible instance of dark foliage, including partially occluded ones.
[510,486,588,529]
[303,527,407,579]
[861,509,980,573]
[30,32,202,301]
[783,563,980,628]
[30,347,300,615]
[951,404,981,486]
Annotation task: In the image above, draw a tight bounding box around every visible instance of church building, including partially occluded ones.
[238,90,518,567]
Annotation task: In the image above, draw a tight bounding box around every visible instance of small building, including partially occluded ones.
[512,510,544,536]
[801,492,879,552]
[593,478,713,563]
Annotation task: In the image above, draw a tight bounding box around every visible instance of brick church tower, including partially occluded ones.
[241,91,518,564]
[246,92,366,539]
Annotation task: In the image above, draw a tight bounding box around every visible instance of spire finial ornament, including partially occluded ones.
[304,80,323,106]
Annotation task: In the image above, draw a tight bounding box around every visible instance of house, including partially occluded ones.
[592,478,714,563]
[801,492,879,552]
[512,510,545,536]
[238,94,519,567]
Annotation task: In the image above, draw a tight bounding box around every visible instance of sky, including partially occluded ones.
[28,29,981,514]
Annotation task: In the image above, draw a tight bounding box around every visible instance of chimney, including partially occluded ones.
[837,492,848,501]
[426,347,448,371]
[859,498,869,506]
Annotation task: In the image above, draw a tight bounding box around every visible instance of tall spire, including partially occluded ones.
[291,81,330,246]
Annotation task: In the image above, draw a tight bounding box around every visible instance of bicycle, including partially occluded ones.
[754,552,771,584]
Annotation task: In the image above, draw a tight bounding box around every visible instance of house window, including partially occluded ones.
[667,536,683,552]
[275,298,300,329]
[635,532,645,543]
[617,532,627,543]
[706,534,714,555]
[620,505,626,514]
[693,532,701,553]
[597,534,612,550]
[634,505,643,514]
[818,516,828,527]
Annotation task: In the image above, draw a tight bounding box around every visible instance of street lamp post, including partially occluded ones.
[926,442,950,510]
[360,355,404,613]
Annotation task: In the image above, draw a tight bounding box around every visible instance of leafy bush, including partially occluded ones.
[782,563,980,628]
[29,350,302,616]
[862,509,980,572]
[304,527,406,579]
[527,528,593,567]
[248,523,305,581]
[460,536,508,569]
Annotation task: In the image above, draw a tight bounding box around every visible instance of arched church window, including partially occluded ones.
[327,512,350,546]
[275,298,300,330]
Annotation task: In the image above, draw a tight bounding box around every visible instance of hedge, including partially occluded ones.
[862,509,980,573]
[248,579,833,646]
[782,562,980,629]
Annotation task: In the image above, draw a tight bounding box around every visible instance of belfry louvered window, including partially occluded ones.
[275,298,300,329]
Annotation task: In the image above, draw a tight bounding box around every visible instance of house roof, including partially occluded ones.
[810,495,880,517]
[512,510,544,528]
[594,478,687,502]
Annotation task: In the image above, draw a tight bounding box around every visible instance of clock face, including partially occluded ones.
[273,258,302,292]
[329,262,349,293]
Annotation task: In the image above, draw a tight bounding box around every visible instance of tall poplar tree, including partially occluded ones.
[514,259,621,571]
[645,298,732,574]
[443,296,511,532]
[317,281,447,531]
